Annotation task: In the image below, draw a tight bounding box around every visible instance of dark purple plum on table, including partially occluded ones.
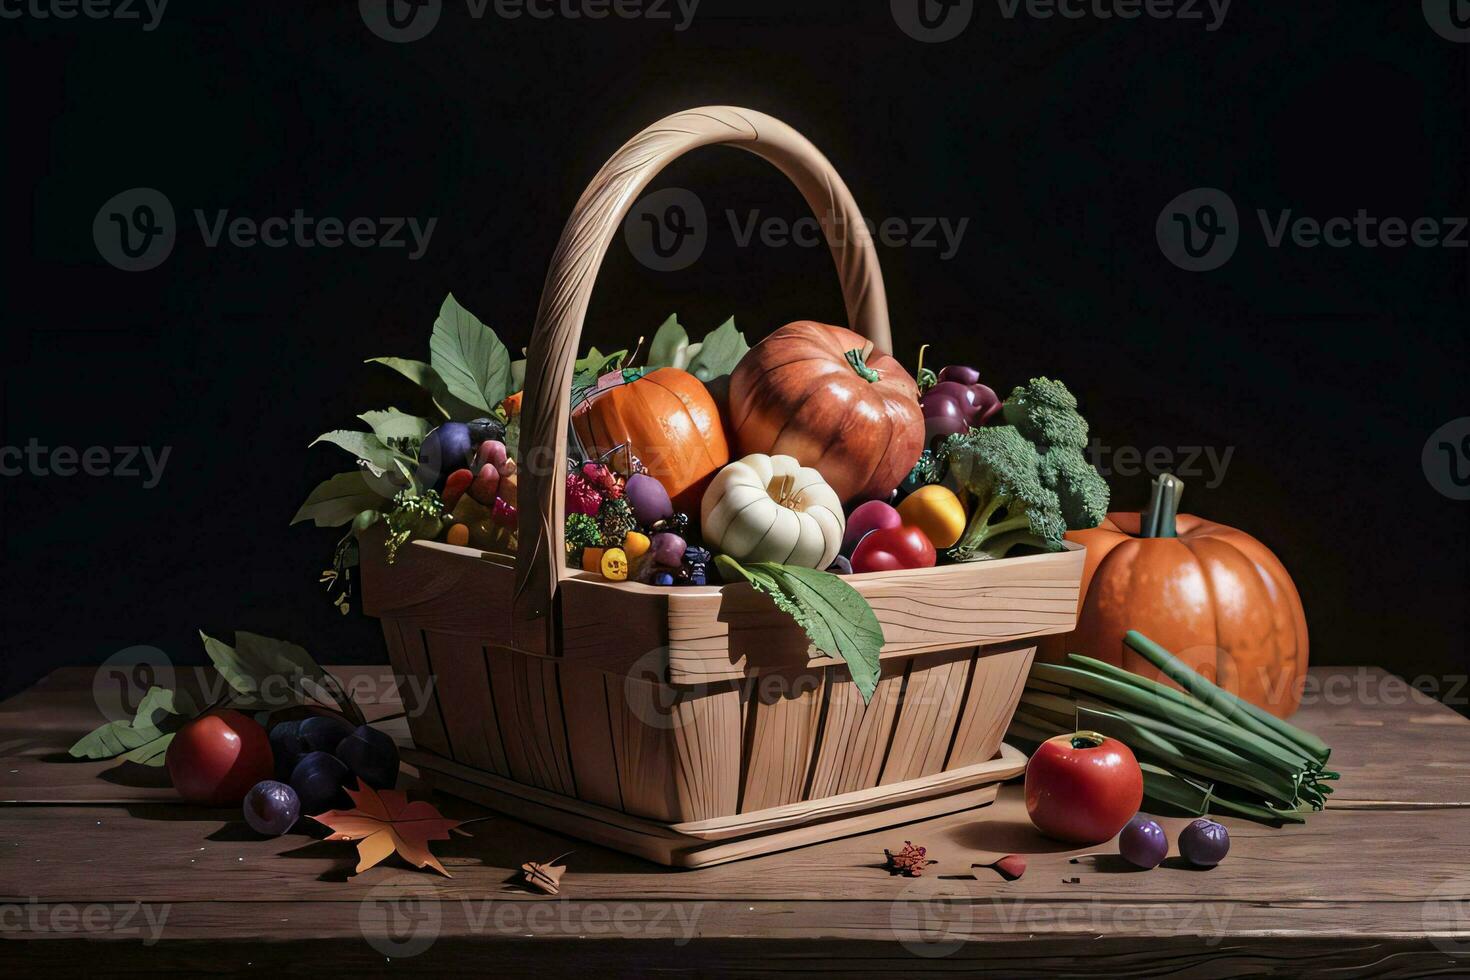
[243,780,301,837]
[298,715,356,754]
[414,422,473,490]
[335,725,401,790]
[289,751,354,816]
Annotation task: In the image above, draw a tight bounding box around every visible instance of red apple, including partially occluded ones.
[165,709,274,806]
[1024,730,1143,845]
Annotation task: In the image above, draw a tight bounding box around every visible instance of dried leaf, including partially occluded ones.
[519,851,572,895]
[312,783,464,877]
[883,841,936,877]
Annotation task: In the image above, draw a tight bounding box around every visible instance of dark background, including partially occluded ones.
[1,3,1466,708]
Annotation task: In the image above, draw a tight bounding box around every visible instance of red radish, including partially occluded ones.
[469,464,500,505]
[443,468,474,511]
[474,440,508,470]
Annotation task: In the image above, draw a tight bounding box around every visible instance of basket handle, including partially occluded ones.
[512,106,892,649]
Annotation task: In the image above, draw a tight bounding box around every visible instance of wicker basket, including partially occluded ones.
[359,106,1085,868]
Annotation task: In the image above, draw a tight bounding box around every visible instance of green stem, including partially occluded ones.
[844,348,880,383]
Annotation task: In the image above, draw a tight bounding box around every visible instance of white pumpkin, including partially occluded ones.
[701,454,845,569]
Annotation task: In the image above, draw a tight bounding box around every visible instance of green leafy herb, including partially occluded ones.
[685,317,749,382]
[292,471,387,528]
[715,557,883,702]
[383,490,448,564]
[430,293,513,415]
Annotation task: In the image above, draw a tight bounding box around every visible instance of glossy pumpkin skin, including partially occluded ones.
[1039,512,1309,718]
[728,321,924,504]
[572,367,729,512]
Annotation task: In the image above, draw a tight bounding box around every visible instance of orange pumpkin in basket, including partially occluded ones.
[728,321,924,503]
[1038,512,1309,718]
[571,367,729,512]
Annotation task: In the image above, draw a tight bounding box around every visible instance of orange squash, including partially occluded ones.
[571,367,729,512]
[1039,512,1309,718]
[728,321,924,503]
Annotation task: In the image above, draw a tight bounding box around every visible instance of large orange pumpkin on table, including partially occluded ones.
[728,321,924,503]
[571,367,729,512]
[1039,512,1310,718]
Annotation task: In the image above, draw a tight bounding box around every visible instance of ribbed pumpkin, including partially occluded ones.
[1039,512,1309,718]
[571,367,729,512]
[728,321,924,503]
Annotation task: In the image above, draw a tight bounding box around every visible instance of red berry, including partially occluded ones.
[442,468,474,510]
[470,463,500,505]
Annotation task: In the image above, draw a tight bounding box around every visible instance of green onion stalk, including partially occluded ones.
[1007,632,1337,825]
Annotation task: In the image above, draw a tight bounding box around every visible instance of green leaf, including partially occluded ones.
[292,472,388,527]
[686,317,749,382]
[199,631,263,701]
[122,733,174,767]
[646,315,690,370]
[309,430,403,472]
[365,358,480,421]
[69,685,195,762]
[715,557,884,703]
[572,346,628,390]
[358,408,432,446]
[133,687,197,729]
[430,293,512,415]
[510,358,526,393]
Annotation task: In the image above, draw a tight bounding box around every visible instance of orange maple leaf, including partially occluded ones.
[311,783,464,877]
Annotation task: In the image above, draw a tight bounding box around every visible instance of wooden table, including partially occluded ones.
[2,666,1467,977]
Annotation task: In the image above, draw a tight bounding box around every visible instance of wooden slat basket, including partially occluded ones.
[359,106,1086,868]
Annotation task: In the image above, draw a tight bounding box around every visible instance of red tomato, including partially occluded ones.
[165,709,274,806]
[1024,731,1143,844]
[850,524,936,573]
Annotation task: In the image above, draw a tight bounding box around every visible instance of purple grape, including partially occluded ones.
[1178,818,1230,867]
[651,532,686,566]
[334,725,400,790]
[937,365,981,386]
[625,473,674,526]
[653,571,675,587]
[243,780,300,836]
[1118,814,1168,869]
[290,751,353,816]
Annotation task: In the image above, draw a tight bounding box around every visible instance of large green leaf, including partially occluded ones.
[69,685,195,763]
[291,471,388,527]
[365,357,481,421]
[686,317,748,381]
[430,293,512,415]
[309,430,403,472]
[646,315,691,370]
[716,557,883,702]
[358,408,432,446]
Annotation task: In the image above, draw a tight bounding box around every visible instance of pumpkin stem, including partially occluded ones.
[845,348,880,383]
[1140,473,1185,538]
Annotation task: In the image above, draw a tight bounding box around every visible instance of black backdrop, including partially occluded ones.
[1,3,1466,709]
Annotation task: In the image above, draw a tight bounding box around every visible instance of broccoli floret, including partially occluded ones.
[1039,445,1110,530]
[564,512,604,567]
[1003,377,1089,450]
[944,426,1066,560]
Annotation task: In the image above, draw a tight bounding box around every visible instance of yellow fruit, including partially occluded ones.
[897,484,967,549]
[600,547,630,581]
[581,547,605,574]
[445,523,470,547]
[622,532,651,561]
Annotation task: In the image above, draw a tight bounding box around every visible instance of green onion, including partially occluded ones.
[1124,631,1330,764]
